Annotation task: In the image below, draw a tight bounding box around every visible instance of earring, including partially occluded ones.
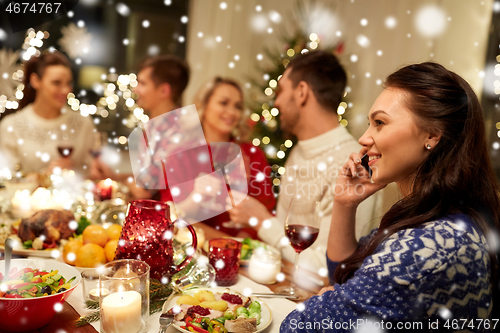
[426,144,431,150]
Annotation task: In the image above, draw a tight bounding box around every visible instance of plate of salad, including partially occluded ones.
[0,266,77,298]
[0,259,82,332]
[165,287,272,333]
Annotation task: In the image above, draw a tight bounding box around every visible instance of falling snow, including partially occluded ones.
[116,3,130,16]
[385,16,397,29]
[414,5,447,37]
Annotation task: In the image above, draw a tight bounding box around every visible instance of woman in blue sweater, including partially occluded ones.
[281,62,500,332]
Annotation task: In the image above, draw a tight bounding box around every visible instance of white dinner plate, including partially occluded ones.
[165,287,273,333]
[55,254,91,273]
[0,244,60,258]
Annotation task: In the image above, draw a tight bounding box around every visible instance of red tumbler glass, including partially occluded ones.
[208,238,241,286]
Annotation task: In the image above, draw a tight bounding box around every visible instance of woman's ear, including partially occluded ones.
[30,73,41,90]
[426,132,442,149]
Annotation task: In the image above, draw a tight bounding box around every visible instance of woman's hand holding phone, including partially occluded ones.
[333,148,386,208]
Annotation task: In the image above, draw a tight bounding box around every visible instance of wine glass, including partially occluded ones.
[57,132,74,158]
[218,144,252,229]
[89,131,107,158]
[274,198,321,300]
[221,163,251,229]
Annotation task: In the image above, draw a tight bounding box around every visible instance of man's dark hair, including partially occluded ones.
[287,50,347,112]
[139,54,190,105]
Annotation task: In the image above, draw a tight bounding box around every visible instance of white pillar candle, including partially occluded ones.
[101,290,142,333]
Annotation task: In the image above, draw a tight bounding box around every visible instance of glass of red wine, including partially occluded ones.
[57,133,74,158]
[89,131,107,158]
[274,198,321,300]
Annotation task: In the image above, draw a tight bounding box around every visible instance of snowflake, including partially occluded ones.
[58,23,92,59]
[0,48,21,97]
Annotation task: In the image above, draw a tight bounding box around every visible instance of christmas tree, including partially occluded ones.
[247,0,347,188]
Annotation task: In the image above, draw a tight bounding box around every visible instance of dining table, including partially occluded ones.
[0,220,329,333]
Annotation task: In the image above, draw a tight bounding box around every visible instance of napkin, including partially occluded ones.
[67,274,297,333]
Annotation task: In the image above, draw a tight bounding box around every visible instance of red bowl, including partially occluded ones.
[0,259,81,332]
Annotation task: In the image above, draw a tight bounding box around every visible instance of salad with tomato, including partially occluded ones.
[182,316,229,333]
[0,267,76,298]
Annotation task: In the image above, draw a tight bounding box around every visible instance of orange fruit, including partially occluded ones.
[82,225,109,247]
[75,243,106,268]
[104,239,119,262]
[62,240,83,265]
[105,224,122,241]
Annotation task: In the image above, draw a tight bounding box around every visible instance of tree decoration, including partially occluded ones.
[58,23,92,59]
[0,48,23,114]
[0,49,21,97]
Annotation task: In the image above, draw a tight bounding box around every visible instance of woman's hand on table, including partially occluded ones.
[193,173,222,197]
[48,158,73,173]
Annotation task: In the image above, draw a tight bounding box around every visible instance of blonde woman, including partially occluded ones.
[159,77,275,235]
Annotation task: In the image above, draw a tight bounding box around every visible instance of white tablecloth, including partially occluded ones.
[67,273,297,333]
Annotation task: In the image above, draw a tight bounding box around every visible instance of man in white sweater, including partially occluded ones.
[228,51,395,275]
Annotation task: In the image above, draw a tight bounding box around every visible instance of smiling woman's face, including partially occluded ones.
[358,88,433,188]
[31,65,73,110]
[202,83,243,138]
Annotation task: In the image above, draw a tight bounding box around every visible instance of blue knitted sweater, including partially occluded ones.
[280,214,493,332]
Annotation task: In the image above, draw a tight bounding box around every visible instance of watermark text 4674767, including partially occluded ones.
[1,1,79,33]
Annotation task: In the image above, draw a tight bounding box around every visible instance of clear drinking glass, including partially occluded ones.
[99,259,150,333]
[274,199,321,300]
[81,269,109,301]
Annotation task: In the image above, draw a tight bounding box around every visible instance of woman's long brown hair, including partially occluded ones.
[334,62,500,316]
[18,51,71,110]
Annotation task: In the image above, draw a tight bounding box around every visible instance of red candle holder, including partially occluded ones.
[208,238,241,286]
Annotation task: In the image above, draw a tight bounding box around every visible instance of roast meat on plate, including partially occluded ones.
[18,210,75,243]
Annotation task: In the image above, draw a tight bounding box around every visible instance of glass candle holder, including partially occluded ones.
[208,238,242,286]
[81,269,109,301]
[248,248,281,285]
[99,259,150,333]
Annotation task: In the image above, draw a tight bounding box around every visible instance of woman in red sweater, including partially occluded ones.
[159,77,275,236]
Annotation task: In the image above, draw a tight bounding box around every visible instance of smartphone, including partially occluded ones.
[360,153,372,178]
